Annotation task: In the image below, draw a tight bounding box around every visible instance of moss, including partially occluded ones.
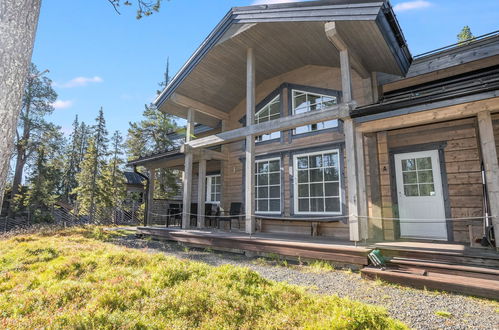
[0,226,407,329]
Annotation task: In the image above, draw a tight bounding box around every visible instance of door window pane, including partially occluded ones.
[206,175,221,203]
[400,155,436,197]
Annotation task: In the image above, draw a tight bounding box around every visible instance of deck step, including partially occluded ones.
[387,258,499,281]
[361,267,499,300]
[375,245,499,268]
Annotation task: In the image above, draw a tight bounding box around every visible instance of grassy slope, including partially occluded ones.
[0,227,407,329]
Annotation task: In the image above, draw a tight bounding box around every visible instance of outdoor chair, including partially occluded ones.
[204,203,220,228]
[190,203,198,227]
[167,204,182,227]
[217,202,243,231]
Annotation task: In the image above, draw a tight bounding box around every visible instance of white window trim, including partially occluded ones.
[255,95,281,142]
[206,174,221,203]
[255,157,281,215]
[291,89,338,135]
[292,149,342,215]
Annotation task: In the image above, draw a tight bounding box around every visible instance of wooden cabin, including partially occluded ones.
[128,0,499,247]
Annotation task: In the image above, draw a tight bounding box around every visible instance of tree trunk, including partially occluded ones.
[0,0,42,212]
[8,148,26,216]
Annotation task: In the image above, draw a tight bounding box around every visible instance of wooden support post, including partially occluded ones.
[147,168,156,226]
[220,120,228,210]
[182,109,195,229]
[344,118,359,241]
[340,49,352,102]
[197,158,206,228]
[477,110,499,248]
[245,47,256,234]
[366,133,383,241]
[356,130,368,241]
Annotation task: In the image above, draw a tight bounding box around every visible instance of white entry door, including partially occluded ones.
[394,150,448,240]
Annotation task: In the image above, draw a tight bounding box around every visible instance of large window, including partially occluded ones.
[255,95,281,142]
[206,175,221,203]
[255,158,281,214]
[293,150,342,214]
[292,90,338,135]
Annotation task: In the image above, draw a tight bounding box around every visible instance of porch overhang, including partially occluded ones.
[154,0,412,127]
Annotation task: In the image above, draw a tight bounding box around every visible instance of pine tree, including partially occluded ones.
[457,26,474,44]
[128,62,180,199]
[9,63,57,215]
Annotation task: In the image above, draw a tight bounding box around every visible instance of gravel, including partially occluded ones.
[110,232,499,329]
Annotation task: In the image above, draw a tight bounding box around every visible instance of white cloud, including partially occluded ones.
[252,0,302,5]
[52,99,73,109]
[54,76,103,88]
[393,1,432,12]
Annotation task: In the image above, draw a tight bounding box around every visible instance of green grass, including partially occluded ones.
[0,227,407,329]
[434,310,453,318]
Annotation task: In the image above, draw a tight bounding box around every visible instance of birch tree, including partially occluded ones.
[0,0,42,211]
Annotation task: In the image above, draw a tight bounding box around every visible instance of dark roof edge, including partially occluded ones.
[127,149,183,167]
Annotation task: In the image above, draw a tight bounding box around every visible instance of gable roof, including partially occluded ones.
[154,0,411,127]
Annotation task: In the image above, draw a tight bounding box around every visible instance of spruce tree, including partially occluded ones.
[61,115,81,203]
[24,127,65,222]
[457,26,474,44]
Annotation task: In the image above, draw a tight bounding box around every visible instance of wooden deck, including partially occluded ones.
[137,226,371,266]
[137,226,499,300]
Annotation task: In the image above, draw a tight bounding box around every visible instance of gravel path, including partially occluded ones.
[109,232,499,329]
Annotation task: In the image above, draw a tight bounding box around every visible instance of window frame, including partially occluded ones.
[255,157,282,215]
[206,174,221,203]
[292,149,342,215]
[254,94,281,143]
[289,87,341,136]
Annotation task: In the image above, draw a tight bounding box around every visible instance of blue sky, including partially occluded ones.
[32,0,499,137]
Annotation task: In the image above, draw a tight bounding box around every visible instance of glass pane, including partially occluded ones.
[269,102,280,116]
[269,173,280,185]
[417,157,432,170]
[269,186,280,198]
[309,169,323,182]
[419,184,435,196]
[310,155,322,168]
[324,168,339,181]
[269,199,280,212]
[418,170,434,183]
[323,153,334,167]
[215,193,221,202]
[257,162,268,174]
[257,108,269,120]
[298,184,309,197]
[310,198,324,212]
[402,159,416,171]
[294,93,307,110]
[323,119,338,129]
[310,183,324,197]
[325,182,339,197]
[257,174,268,186]
[257,199,268,212]
[298,170,309,183]
[294,125,308,134]
[298,198,309,212]
[257,187,268,199]
[297,157,308,169]
[269,160,280,172]
[325,198,340,212]
[403,172,418,184]
[404,184,419,196]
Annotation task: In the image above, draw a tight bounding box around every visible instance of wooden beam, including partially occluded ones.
[171,93,229,121]
[193,148,228,161]
[245,47,256,234]
[356,98,499,133]
[182,153,193,229]
[477,110,499,249]
[340,49,353,103]
[344,118,359,241]
[146,168,156,226]
[184,103,351,150]
[356,130,368,241]
[325,22,370,79]
[197,158,206,229]
[365,133,383,241]
[182,109,195,229]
